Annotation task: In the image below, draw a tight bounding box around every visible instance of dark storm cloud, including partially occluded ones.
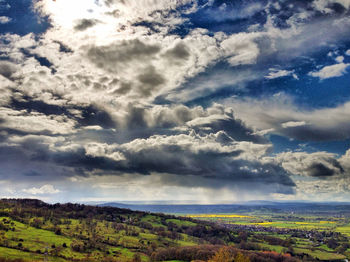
[0,136,117,176]
[74,19,100,31]
[116,139,243,176]
[0,115,295,193]
[0,134,114,180]
[0,142,79,182]
[49,149,117,172]
[79,132,294,193]
[37,133,295,192]
[141,159,296,193]
[119,145,294,189]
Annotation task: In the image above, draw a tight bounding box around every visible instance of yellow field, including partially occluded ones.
[187,214,253,218]
[256,222,273,225]
[188,214,341,231]
[319,221,336,224]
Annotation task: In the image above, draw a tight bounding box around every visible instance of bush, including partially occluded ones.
[71,240,85,252]
[132,253,142,262]
[54,227,62,235]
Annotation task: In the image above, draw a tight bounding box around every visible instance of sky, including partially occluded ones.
[1,0,350,203]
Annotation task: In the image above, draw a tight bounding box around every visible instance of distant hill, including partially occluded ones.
[99,201,350,215]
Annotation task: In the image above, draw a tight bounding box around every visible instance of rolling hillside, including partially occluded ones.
[0,199,300,262]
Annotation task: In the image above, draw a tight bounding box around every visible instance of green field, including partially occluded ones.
[189,213,349,261]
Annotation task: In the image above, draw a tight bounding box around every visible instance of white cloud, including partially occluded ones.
[346,49,350,56]
[0,16,11,24]
[166,68,262,103]
[2,0,350,202]
[221,32,261,66]
[0,107,77,135]
[335,56,344,63]
[309,63,350,80]
[340,149,350,172]
[265,69,296,79]
[85,143,126,161]
[281,121,306,128]
[3,0,348,109]
[23,184,60,195]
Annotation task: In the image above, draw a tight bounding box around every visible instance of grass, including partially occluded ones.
[258,243,285,253]
[139,232,158,240]
[0,217,85,259]
[165,219,197,227]
[0,216,138,261]
[294,248,346,260]
[119,235,141,248]
[336,224,350,236]
[176,239,197,246]
[141,215,166,228]
[0,246,65,261]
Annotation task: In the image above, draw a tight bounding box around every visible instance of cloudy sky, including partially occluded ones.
[1,0,350,203]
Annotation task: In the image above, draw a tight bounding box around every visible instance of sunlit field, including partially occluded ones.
[187,212,350,261]
[187,214,253,219]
